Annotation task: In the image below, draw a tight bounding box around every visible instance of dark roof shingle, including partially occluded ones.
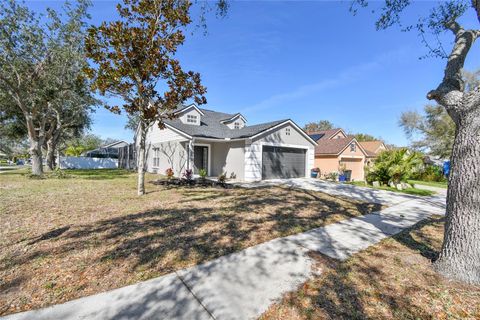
[308,128,343,141]
[165,108,288,139]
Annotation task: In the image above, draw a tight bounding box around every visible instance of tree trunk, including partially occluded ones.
[30,140,43,176]
[434,101,480,285]
[46,138,56,171]
[137,122,147,196]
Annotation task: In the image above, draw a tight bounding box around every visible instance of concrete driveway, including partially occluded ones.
[234,178,428,206]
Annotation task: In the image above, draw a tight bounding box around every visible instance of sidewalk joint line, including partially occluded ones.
[175,271,217,320]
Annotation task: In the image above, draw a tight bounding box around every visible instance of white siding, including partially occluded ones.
[244,140,262,181]
[178,109,201,125]
[245,123,316,181]
[144,124,190,174]
[225,117,246,129]
[146,124,188,145]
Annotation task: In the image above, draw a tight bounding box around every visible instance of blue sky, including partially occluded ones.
[28,1,479,146]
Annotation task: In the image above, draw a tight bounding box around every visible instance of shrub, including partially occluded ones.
[218,172,227,184]
[49,168,69,179]
[367,148,423,184]
[198,168,207,180]
[182,169,193,181]
[413,164,446,182]
[165,168,174,180]
[324,172,338,181]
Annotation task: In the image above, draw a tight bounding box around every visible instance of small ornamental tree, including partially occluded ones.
[85,0,207,195]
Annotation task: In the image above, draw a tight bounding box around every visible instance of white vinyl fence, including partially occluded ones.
[59,156,118,169]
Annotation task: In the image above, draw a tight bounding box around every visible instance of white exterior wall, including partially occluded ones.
[178,109,201,125]
[210,140,245,180]
[224,117,246,129]
[244,122,316,181]
[144,124,190,174]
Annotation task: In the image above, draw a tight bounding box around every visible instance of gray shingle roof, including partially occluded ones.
[164,108,288,139]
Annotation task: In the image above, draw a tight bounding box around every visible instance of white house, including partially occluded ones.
[137,104,317,181]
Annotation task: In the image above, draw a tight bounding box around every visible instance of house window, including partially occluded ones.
[350,143,356,152]
[285,128,291,135]
[234,122,240,129]
[153,148,160,167]
[187,114,197,123]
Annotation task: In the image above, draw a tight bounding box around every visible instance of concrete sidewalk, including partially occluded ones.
[2,196,446,320]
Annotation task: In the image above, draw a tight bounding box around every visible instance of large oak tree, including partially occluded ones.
[352,0,480,284]
[0,0,94,175]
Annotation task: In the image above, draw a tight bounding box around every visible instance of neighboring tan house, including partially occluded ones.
[308,128,368,181]
[359,141,388,165]
[139,104,317,181]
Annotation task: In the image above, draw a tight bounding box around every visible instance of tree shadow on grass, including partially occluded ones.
[8,186,381,274]
[1,184,392,317]
[266,218,449,320]
[392,216,444,262]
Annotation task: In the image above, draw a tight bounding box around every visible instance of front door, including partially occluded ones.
[194,146,209,174]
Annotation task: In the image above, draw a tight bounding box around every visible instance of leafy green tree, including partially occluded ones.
[0,0,93,175]
[366,148,423,184]
[65,133,104,153]
[400,105,455,159]
[85,0,208,195]
[462,69,480,92]
[351,0,480,284]
[64,145,86,157]
[400,71,478,159]
[351,133,378,142]
[303,120,335,132]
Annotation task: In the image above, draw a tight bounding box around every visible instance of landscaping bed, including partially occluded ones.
[261,216,480,320]
[0,169,382,316]
[150,177,234,189]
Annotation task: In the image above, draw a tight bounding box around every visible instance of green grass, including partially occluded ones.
[63,168,133,180]
[408,180,448,189]
[374,185,434,196]
[0,168,134,180]
[346,181,435,196]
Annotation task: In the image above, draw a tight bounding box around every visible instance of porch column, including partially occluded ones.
[187,139,194,171]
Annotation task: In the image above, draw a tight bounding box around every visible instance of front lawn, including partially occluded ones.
[0,169,382,316]
[347,181,435,196]
[408,180,448,189]
[261,216,480,319]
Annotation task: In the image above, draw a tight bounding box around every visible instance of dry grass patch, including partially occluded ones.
[261,216,480,320]
[0,169,381,316]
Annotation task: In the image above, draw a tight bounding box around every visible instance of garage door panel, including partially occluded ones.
[262,146,306,179]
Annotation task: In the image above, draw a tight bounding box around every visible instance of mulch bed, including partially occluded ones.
[150,177,234,189]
